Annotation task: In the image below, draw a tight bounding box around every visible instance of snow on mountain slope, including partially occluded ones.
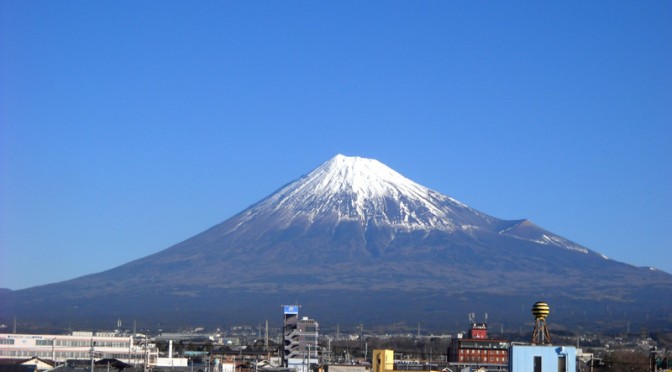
[498,219,591,254]
[223,154,590,256]
[230,154,498,233]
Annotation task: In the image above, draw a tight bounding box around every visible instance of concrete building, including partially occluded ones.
[282,306,318,372]
[508,344,576,372]
[283,305,300,367]
[0,333,156,366]
[372,350,438,372]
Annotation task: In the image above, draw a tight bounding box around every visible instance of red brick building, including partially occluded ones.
[448,323,509,370]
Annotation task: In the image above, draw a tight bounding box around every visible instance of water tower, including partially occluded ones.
[531,301,551,344]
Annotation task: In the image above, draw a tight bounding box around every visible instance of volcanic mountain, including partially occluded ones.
[2,154,671,332]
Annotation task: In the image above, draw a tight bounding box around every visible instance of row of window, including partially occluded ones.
[54,340,130,348]
[0,350,87,358]
[459,356,508,363]
[460,349,507,355]
[458,342,508,349]
[0,350,146,360]
[0,350,53,358]
[0,339,129,348]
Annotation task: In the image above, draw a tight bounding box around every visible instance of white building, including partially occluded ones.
[0,332,157,366]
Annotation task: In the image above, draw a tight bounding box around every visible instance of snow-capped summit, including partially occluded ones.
[220,154,596,258]
[302,154,422,199]
[234,154,495,233]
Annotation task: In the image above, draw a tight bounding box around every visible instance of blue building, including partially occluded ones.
[508,344,576,372]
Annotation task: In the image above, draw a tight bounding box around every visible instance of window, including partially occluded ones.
[0,339,14,345]
[558,355,566,372]
[36,339,54,346]
[534,356,542,372]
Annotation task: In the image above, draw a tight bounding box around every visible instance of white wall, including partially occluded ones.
[155,357,189,367]
[509,345,576,372]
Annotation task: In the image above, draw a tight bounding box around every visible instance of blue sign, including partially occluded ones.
[284,305,299,314]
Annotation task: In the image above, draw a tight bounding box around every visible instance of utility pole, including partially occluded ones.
[90,339,95,372]
[265,320,269,360]
[143,335,149,372]
[327,338,331,365]
[359,324,364,356]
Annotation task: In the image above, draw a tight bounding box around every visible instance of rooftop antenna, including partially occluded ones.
[468,312,475,324]
[484,313,488,323]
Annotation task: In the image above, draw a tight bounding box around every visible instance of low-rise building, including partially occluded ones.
[508,344,576,372]
[0,333,156,366]
[448,322,509,371]
[372,350,438,372]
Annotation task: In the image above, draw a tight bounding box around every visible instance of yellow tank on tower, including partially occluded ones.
[531,301,551,344]
[532,301,550,319]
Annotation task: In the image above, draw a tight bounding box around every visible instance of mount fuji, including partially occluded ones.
[1,154,671,332]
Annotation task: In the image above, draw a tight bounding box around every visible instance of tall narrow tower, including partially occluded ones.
[282,305,300,367]
[531,301,551,345]
[282,305,319,372]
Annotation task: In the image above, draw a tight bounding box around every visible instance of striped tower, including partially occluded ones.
[531,301,551,345]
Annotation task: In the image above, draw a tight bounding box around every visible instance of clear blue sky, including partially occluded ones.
[1,1,670,290]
